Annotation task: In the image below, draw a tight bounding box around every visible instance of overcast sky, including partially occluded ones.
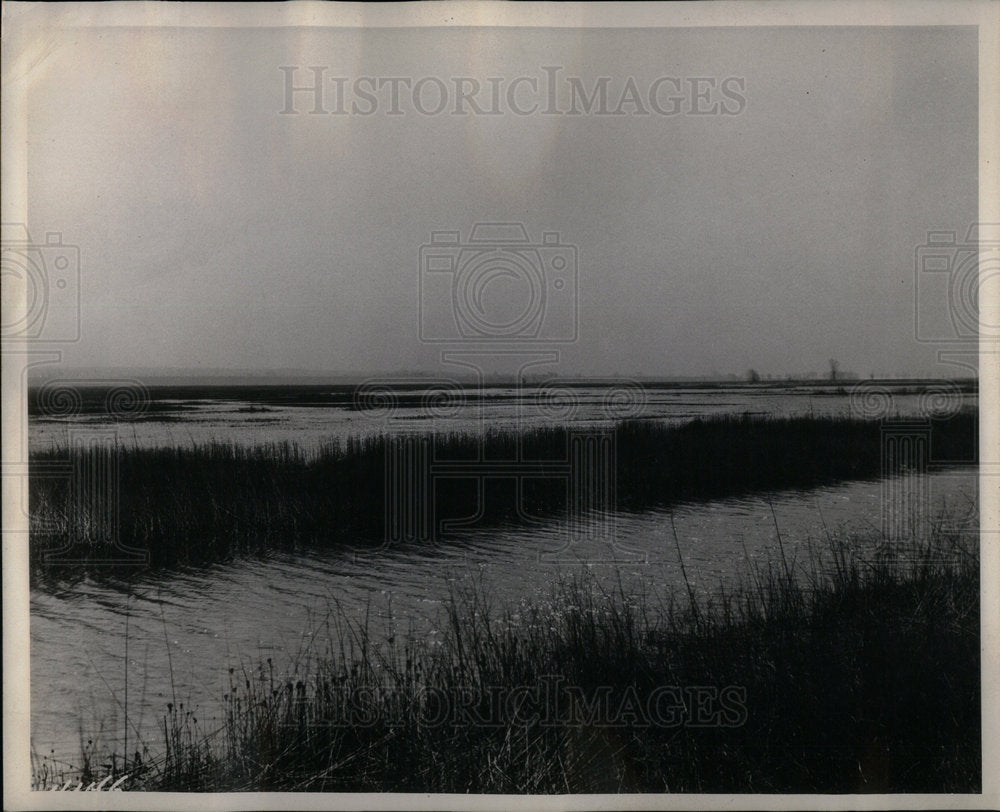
[20,24,977,379]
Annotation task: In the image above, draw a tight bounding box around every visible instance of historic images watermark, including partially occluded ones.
[300,679,748,730]
[279,66,747,117]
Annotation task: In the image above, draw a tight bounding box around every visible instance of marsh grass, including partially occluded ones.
[29,413,976,575]
[30,725,133,792]
[64,518,980,794]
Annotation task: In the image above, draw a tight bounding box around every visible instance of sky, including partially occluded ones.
[16,23,979,379]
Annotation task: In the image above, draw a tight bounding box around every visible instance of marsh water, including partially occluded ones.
[28,383,979,771]
[28,381,974,452]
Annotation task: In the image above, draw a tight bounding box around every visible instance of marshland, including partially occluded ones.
[27,380,981,792]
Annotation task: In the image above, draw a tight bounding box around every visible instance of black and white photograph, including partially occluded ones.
[2,2,998,809]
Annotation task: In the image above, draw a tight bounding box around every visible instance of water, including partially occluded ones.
[30,470,977,768]
[28,383,976,452]
[27,383,979,771]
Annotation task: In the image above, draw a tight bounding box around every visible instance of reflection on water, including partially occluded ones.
[30,466,977,765]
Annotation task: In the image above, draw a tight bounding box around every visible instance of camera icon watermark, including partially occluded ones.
[914,222,1000,345]
[419,223,577,343]
[1,223,81,343]
[348,224,644,560]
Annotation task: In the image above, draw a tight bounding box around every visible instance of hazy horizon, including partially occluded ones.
[23,364,978,386]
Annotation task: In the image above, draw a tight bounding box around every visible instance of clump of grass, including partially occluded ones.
[30,729,132,792]
[29,413,976,576]
[81,519,979,793]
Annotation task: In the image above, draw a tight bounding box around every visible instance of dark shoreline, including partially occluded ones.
[27,377,979,418]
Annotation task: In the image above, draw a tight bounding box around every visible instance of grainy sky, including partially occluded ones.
[21,24,977,378]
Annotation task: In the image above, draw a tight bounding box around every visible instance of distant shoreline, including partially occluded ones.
[24,372,980,389]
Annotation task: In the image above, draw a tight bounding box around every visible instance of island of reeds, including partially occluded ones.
[29,412,976,575]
